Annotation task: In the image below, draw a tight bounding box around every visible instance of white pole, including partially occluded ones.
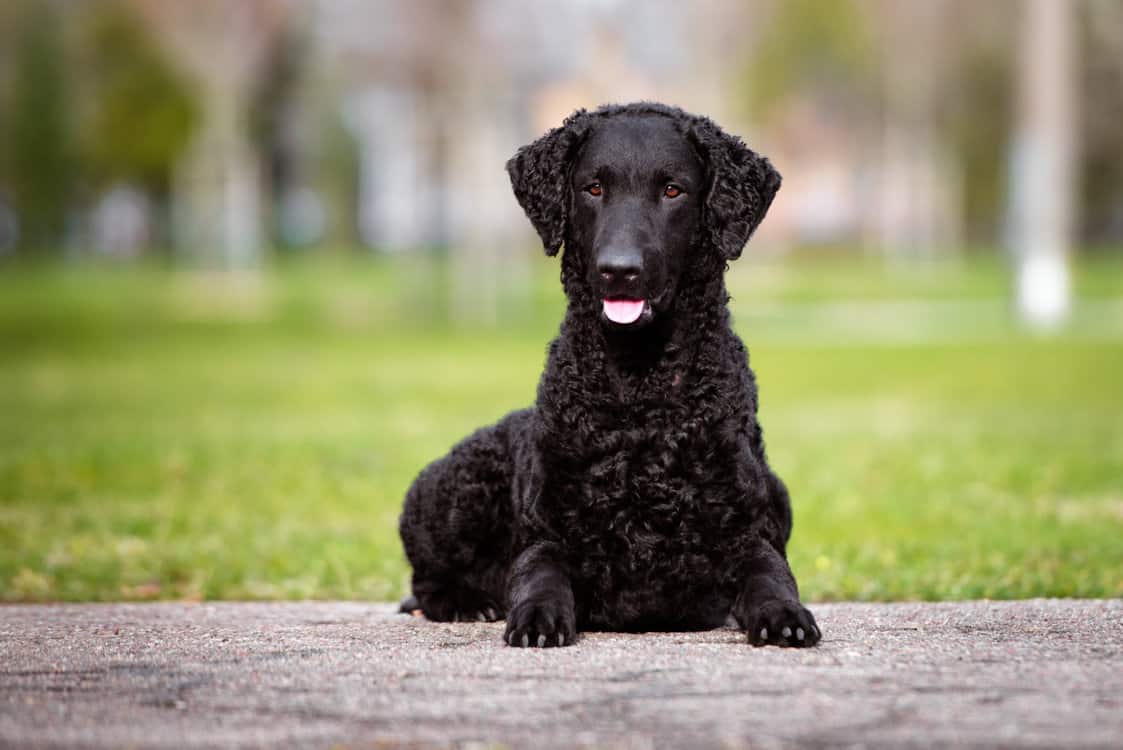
[1013,0,1076,329]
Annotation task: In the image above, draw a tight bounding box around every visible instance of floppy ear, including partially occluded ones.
[691,120,782,261]
[506,111,590,256]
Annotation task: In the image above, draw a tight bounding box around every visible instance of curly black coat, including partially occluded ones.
[399,102,820,648]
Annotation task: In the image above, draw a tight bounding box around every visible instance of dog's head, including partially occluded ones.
[507,102,781,329]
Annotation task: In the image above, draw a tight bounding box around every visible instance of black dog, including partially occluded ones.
[399,102,819,648]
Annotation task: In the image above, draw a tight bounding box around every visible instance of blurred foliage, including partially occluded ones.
[248,24,361,250]
[0,0,198,254]
[318,109,363,249]
[250,25,307,156]
[740,0,1123,248]
[742,0,877,124]
[946,27,1015,244]
[4,2,76,252]
[251,24,307,248]
[1080,1,1123,244]
[0,0,1120,259]
[945,0,1123,246]
[74,2,199,195]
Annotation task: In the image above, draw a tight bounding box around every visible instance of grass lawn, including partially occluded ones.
[1,254,1121,602]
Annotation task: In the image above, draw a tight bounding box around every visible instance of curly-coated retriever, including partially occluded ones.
[398,102,819,648]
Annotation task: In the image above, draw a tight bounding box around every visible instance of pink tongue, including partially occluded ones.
[603,299,645,324]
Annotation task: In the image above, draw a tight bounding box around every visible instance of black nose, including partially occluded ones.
[597,245,643,286]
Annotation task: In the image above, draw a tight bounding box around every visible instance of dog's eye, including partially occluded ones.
[664,184,683,199]
[585,182,603,197]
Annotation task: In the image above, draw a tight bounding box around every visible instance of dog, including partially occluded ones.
[398,102,820,648]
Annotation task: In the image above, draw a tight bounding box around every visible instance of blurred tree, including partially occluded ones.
[250,22,336,251]
[945,0,1122,250]
[944,1,1017,246]
[948,50,1014,244]
[1081,0,1123,247]
[318,104,362,250]
[5,2,75,254]
[250,23,305,249]
[0,3,11,224]
[878,0,963,259]
[248,18,360,252]
[75,1,200,224]
[743,0,878,123]
[135,0,282,267]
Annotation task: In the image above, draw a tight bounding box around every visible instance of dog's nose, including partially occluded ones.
[597,246,643,286]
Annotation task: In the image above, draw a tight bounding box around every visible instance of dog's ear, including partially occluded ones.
[506,111,590,256]
[690,120,781,261]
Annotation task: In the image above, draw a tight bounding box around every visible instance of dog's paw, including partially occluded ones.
[742,599,821,648]
[420,587,504,623]
[453,604,504,623]
[504,597,576,648]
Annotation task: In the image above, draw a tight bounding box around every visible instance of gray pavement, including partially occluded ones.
[1,599,1120,749]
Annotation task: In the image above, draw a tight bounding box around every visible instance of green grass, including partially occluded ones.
[1,254,1121,602]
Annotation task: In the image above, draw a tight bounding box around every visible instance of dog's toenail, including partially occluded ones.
[521,633,529,647]
[538,634,547,647]
[796,627,804,641]
[782,627,792,639]
[558,632,566,646]
[760,627,768,641]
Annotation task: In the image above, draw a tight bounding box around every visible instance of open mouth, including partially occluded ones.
[603,298,646,325]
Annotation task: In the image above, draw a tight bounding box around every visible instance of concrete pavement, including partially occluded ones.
[1,599,1120,748]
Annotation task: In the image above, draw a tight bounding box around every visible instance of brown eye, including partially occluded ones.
[586,182,603,197]
[664,184,683,199]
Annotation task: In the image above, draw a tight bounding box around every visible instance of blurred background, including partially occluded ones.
[1,0,1120,603]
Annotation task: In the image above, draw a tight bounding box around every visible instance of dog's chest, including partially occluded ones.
[563,427,745,626]
[550,416,747,575]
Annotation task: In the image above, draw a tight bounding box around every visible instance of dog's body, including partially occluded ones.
[399,103,819,647]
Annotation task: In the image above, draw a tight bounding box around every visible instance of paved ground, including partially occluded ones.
[1,599,1120,749]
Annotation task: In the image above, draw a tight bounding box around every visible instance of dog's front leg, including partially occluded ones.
[732,541,821,647]
[504,542,576,648]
